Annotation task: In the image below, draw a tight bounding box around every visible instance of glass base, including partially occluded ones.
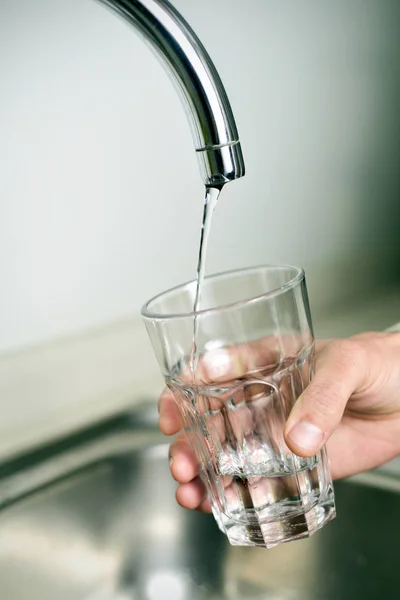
[213,488,336,549]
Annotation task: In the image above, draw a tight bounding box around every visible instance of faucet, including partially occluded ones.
[98,0,245,188]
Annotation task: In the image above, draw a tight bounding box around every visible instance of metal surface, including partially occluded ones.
[0,405,398,600]
[98,0,245,187]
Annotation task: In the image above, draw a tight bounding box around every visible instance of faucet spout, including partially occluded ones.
[98,0,245,187]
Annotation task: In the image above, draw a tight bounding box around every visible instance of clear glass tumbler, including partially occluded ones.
[142,265,335,548]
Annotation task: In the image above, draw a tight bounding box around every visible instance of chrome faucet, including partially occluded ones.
[98,0,245,187]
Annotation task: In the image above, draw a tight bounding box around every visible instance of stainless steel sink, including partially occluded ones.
[0,404,398,600]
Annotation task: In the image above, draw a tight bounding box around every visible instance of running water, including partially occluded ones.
[190,186,221,375]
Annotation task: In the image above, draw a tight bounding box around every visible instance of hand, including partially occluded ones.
[158,331,400,512]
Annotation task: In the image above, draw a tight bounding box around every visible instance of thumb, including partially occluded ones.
[284,340,366,457]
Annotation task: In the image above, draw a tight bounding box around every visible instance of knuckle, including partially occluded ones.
[304,382,344,420]
[327,338,366,374]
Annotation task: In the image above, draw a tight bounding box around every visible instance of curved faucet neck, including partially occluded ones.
[98,0,245,187]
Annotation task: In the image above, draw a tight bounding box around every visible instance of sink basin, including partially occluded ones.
[0,405,398,600]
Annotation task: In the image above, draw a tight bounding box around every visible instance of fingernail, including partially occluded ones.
[287,421,324,452]
[203,349,244,381]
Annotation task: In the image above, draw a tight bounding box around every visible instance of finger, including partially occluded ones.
[169,438,199,483]
[196,497,212,513]
[315,339,331,352]
[284,339,367,457]
[176,477,207,510]
[201,338,280,383]
[178,335,320,387]
[158,389,181,435]
[201,335,321,383]
[202,347,248,382]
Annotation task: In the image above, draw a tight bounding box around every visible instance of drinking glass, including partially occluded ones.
[142,265,335,548]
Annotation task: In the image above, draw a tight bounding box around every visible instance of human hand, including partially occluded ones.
[159,332,400,512]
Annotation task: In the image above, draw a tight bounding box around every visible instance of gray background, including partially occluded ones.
[1,0,399,352]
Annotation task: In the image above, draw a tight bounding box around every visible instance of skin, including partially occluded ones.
[159,331,400,513]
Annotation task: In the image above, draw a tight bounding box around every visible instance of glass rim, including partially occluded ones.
[141,264,305,322]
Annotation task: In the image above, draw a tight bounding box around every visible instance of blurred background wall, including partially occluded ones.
[1,0,399,354]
